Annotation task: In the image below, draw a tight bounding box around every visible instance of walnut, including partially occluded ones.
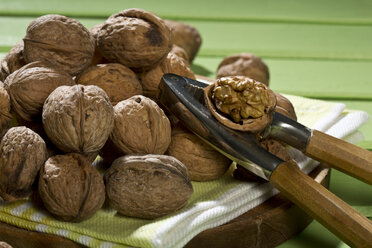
[0,241,13,248]
[76,63,143,105]
[274,92,297,121]
[38,153,105,222]
[23,14,95,76]
[4,61,75,122]
[164,19,202,63]
[111,95,171,155]
[205,76,276,133]
[0,40,26,82]
[166,126,231,181]
[0,84,11,138]
[216,53,270,86]
[140,51,196,99]
[0,127,47,202]
[89,23,108,66]
[97,8,172,72]
[104,154,193,219]
[170,44,190,62]
[42,85,114,153]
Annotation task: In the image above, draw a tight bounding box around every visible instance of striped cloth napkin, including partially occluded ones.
[0,94,369,248]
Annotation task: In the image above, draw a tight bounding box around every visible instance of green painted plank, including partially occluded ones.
[1,17,372,61]
[1,0,372,25]
[192,57,372,99]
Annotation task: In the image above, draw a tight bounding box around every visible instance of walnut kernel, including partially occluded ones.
[205,76,276,133]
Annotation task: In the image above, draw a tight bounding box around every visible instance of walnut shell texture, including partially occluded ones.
[38,153,105,222]
[42,84,114,153]
[164,19,202,62]
[104,154,193,219]
[140,51,196,99]
[217,53,270,86]
[89,23,108,66]
[4,61,75,122]
[76,63,143,105]
[0,84,11,138]
[0,40,26,82]
[23,14,95,76]
[166,129,231,181]
[111,95,171,155]
[0,126,47,202]
[204,76,276,133]
[97,8,172,71]
[274,92,297,121]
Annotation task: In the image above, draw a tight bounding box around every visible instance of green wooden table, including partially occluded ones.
[1,0,372,247]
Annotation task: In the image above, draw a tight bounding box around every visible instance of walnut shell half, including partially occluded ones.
[0,127,47,202]
[104,154,193,219]
[42,84,114,153]
[38,153,105,222]
[204,76,276,133]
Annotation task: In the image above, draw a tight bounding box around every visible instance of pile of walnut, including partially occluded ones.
[0,8,297,222]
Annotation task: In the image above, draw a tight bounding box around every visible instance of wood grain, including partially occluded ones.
[270,160,372,248]
[305,130,372,185]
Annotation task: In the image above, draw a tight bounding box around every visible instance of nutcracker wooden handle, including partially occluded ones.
[271,160,372,247]
[305,130,372,185]
[270,160,372,248]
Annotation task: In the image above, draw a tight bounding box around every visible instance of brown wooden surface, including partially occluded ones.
[271,160,372,248]
[305,130,372,185]
[0,165,330,248]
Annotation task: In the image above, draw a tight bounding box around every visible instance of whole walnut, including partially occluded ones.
[0,40,26,82]
[166,126,231,181]
[38,153,105,222]
[104,154,193,219]
[170,44,190,62]
[42,85,114,154]
[76,63,143,105]
[89,23,108,66]
[4,61,75,122]
[0,84,11,138]
[164,19,202,63]
[97,8,172,72]
[140,51,196,99]
[205,76,276,133]
[0,127,47,202]
[216,53,270,86]
[0,241,13,248]
[274,92,297,121]
[111,95,171,155]
[23,14,95,76]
